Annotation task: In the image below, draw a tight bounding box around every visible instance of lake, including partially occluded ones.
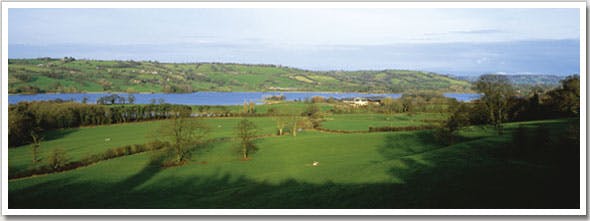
[8,92,480,105]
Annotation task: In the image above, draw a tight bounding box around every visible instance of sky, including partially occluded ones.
[8,8,581,76]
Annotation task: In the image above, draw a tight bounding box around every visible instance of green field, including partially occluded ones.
[8,117,277,175]
[8,58,473,94]
[8,115,579,208]
[322,113,446,131]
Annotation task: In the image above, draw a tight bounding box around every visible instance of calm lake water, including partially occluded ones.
[8,92,480,105]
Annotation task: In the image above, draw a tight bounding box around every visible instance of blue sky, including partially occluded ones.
[8,8,580,75]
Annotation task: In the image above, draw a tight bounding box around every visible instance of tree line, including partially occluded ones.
[8,100,192,147]
[435,74,579,144]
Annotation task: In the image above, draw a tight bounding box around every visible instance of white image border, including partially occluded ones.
[1,1,587,216]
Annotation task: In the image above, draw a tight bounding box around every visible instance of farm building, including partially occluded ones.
[342,97,369,106]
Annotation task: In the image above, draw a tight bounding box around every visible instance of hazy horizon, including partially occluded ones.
[8,8,581,76]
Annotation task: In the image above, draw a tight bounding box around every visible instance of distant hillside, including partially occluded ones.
[456,74,568,86]
[8,58,472,94]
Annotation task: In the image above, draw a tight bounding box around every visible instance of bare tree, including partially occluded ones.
[30,132,43,165]
[157,115,210,164]
[272,109,288,136]
[249,101,256,113]
[236,119,258,160]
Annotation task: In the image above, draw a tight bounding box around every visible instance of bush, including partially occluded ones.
[311,96,326,103]
[146,140,170,151]
[48,148,69,171]
[104,149,117,159]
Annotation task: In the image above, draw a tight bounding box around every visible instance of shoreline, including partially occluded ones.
[8,90,476,96]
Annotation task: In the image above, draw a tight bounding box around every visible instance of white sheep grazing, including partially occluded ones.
[312,161,319,166]
[105,138,111,142]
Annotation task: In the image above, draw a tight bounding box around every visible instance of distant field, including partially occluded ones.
[8,118,579,208]
[8,58,472,94]
[321,113,446,131]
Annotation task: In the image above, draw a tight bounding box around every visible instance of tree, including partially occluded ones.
[8,104,39,147]
[157,115,210,164]
[127,94,136,104]
[289,116,301,137]
[243,101,249,114]
[545,75,579,117]
[30,132,43,165]
[302,103,324,128]
[236,119,258,160]
[249,101,256,113]
[275,115,289,136]
[434,102,471,145]
[474,74,515,134]
[381,97,396,114]
[381,97,399,126]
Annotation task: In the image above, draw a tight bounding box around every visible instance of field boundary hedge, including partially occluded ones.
[9,140,170,180]
[9,134,279,180]
[314,125,438,134]
[368,125,438,132]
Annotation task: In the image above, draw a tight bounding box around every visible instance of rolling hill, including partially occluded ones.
[8,58,473,94]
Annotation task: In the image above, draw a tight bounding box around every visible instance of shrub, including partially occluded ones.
[311,96,326,103]
[104,148,117,159]
[47,148,69,171]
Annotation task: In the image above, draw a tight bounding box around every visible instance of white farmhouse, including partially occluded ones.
[352,97,368,106]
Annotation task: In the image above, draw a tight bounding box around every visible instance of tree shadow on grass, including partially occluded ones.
[41,128,80,142]
[111,153,167,193]
[8,152,579,209]
[378,131,443,160]
[8,124,580,209]
[378,129,486,161]
[9,153,168,209]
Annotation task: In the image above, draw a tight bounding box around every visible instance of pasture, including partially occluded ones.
[8,117,277,175]
[321,113,446,131]
[7,114,580,208]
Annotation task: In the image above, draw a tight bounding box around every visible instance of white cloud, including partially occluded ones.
[9,8,580,46]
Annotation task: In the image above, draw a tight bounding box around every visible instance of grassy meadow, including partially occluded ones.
[8,112,580,208]
[322,113,446,131]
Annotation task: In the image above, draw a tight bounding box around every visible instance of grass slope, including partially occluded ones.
[8,119,579,208]
[8,58,472,94]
